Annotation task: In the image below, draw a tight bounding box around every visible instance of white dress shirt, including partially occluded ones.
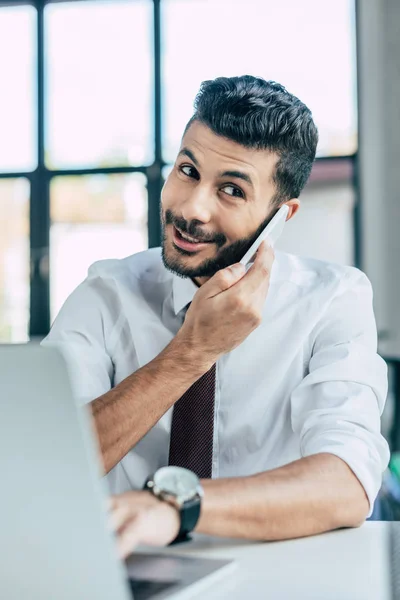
[42,248,390,514]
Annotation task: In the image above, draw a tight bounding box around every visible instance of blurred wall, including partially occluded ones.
[276,181,355,267]
[358,0,400,360]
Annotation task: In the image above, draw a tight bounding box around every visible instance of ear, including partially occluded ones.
[283,199,300,220]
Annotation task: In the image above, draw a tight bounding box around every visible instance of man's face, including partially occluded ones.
[161,121,283,282]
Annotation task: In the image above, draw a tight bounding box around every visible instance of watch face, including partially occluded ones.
[154,467,200,501]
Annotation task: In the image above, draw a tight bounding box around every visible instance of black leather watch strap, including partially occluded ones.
[170,495,201,545]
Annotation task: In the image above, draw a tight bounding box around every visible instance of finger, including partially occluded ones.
[110,491,147,511]
[200,262,246,299]
[110,504,134,533]
[234,241,274,296]
[117,522,142,560]
[245,236,272,264]
[253,239,275,273]
[108,496,118,511]
[118,529,140,560]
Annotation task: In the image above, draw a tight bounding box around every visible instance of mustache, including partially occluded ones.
[164,209,226,247]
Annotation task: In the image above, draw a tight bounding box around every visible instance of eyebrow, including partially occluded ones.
[178,147,199,166]
[218,170,253,188]
[178,147,254,188]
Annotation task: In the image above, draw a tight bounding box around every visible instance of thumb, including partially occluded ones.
[201,263,246,299]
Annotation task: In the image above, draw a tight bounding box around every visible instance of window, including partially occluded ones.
[0,179,30,342]
[45,0,153,169]
[50,173,148,318]
[0,5,36,173]
[162,0,357,161]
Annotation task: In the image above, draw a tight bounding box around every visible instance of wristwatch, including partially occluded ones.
[143,466,203,544]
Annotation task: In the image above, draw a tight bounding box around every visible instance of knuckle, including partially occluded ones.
[230,297,241,311]
[232,294,247,311]
[260,264,271,278]
[216,270,231,285]
[249,309,262,326]
[253,315,262,328]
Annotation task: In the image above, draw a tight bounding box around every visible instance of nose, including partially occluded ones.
[180,184,213,225]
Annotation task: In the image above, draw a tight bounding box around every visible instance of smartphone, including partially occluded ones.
[239,204,289,267]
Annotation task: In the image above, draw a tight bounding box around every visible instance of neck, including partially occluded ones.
[192,276,209,287]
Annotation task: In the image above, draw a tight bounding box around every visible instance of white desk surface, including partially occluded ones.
[140,522,393,600]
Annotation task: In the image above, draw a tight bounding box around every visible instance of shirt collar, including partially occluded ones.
[172,274,199,315]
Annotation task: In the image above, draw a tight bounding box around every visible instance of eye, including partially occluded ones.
[179,164,199,180]
[221,184,245,199]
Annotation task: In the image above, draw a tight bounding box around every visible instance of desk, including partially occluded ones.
[139,522,395,599]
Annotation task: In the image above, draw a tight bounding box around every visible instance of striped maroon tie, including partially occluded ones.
[168,360,216,479]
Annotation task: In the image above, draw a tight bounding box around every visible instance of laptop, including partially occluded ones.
[0,344,233,600]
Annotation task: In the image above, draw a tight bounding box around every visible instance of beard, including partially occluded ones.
[161,208,275,279]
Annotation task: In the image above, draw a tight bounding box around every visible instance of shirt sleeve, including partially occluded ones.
[41,275,116,406]
[290,268,390,515]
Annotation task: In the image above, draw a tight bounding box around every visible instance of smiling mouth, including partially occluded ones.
[172,226,214,252]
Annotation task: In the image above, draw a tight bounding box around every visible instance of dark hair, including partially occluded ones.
[185,75,318,205]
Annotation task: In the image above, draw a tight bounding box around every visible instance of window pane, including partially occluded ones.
[0,6,36,173]
[45,1,153,169]
[162,0,356,161]
[50,173,148,319]
[0,179,30,342]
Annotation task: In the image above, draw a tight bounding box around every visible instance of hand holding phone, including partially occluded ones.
[239,204,289,268]
[181,229,277,368]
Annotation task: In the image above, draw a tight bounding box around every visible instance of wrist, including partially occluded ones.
[144,491,181,530]
[144,467,203,544]
[165,330,214,377]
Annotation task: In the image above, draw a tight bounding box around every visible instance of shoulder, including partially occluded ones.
[76,248,172,326]
[46,248,168,345]
[275,250,371,296]
[53,248,168,318]
[87,247,166,285]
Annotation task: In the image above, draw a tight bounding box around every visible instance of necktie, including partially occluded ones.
[168,307,216,478]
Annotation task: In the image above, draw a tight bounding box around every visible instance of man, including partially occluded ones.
[43,76,389,560]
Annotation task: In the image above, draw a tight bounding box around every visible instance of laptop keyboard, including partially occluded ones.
[127,578,177,600]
